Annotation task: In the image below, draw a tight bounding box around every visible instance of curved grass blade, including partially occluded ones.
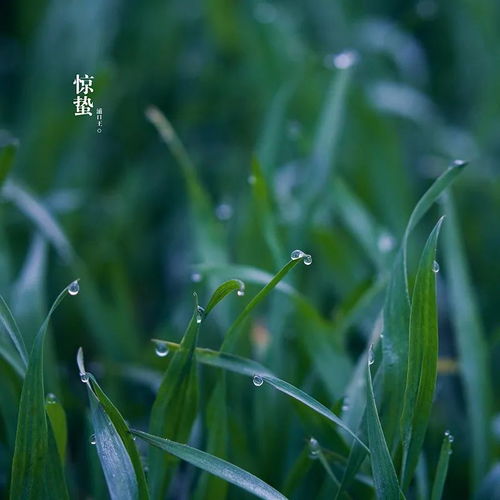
[430,433,453,500]
[442,192,492,488]
[205,279,245,315]
[148,298,200,498]
[366,348,403,500]
[160,341,367,452]
[400,217,445,488]
[382,162,465,448]
[0,295,28,374]
[10,284,73,500]
[133,429,288,500]
[221,257,304,352]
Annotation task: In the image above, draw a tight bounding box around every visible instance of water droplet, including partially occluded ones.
[453,159,466,167]
[191,272,202,283]
[46,393,57,404]
[291,249,305,260]
[342,397,350,412]
[308,437,320,458]
[368,345,375,365]
[380,333,384,339]
[432,260,440,273]
[215,203,233,221]
[154,342,169,357]
[444,429,450,437]
[252,374,264,387]
[303,254,312,266]
[196,305,205,324]
[377,232,395,253]
[237,286,245,297]
[248,175,256,185]
[448,434,454,443]
[68,280,80,296]
[448,449,453,455]
[89,434,96,445]
[332,50,359,70]
[80,372,89,383]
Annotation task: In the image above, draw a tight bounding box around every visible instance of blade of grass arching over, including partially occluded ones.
[45,397,67,464]
[221,257,305,352]
[145,106,225,264]
[0,295,27,377]
[400,217,445,489]
[10,284,73,500]
[148,298,200,499]
[442,192,492,488]
[430,433,453,500]
[204,279,246,315]
[250,157,284,266]
[133,430,288,500]
[195,262,329,329]
[366,348,403,500]
[162,340,367,452]
[382,162,465,448]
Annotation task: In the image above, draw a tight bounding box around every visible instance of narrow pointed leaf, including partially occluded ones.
[205,279,245,315]
[133,429,288,500]
[0,295,28,374]
[400,217,445,488]
[430,434,453,500]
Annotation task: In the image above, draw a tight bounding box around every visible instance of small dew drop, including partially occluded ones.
[80,372,89,383]
[342,397,350,412]
[290,249,305,260]
[377,232,395,253]
[196,305,205,324]
[89,434,96,445]
[237,288,245,297]
[432,260,440,273]
[68,280,80,296]
[333,50,359,70]
[444,429,450,437]
[448,434,455,443]
[253,374,264,387]
[46,393,57,404]
[453,159,466,167]
[303,254,312,266]
[448,449,453,455]
[380,333,384,339]
[308,437,320,459]
[215,203,233,221]
[191,272,202,283]
[154,343,169,358]
[248,175,256,185]
[368,345,375,365]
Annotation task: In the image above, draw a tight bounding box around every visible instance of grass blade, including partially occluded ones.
[442,192,492,488]
[430,432,453,500]
[0,295,27,376]
[400,217,445,488]
[10,284,72,499]
[366,347,403,500]
[148,298,200,498]
[205,279,245,315]
[221,257,305,352]
[45,396,67,464]
[382,162,465,448]
[133,429,288,500]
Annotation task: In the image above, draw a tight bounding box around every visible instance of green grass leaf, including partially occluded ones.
[204,279,246,315]
[10,284,72,500]
[442,192,492,488]
[382,162,465,448]
[148,297,200,498]
[366,347,403,500]
[45,397,67,464]
[400,217,445,488]
[430,433,453,500]
[133,429,288,500]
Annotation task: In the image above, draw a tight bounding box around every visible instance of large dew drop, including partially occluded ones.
[154,342,169,358]
[89,434,96,445]
[432,260,440,273]
[68,280,80,296]
[291,249,305,260]
[46,393,57,404]
[252,374,264,387]
[308,437,320,459]
[368,345,375,365]
[80,372,89,383]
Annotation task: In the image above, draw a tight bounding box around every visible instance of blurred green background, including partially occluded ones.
[1,0,499,498]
